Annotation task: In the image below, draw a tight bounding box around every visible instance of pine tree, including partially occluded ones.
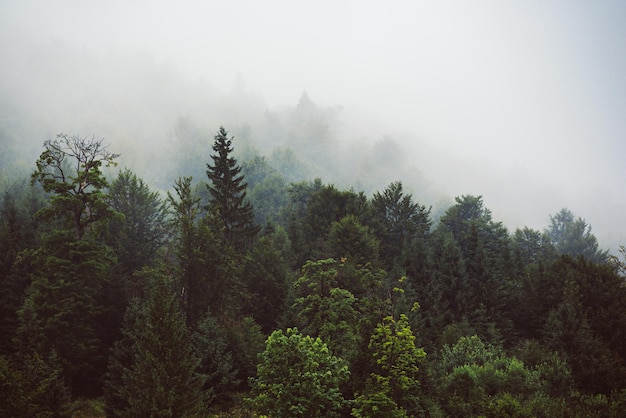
[168,176,242,322]
[107,266,207,417]
[15,232,115,396]
[206,126,259,250]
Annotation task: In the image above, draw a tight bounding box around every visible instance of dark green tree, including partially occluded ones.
[168,176,241,322]
[544,279,626,394]
[106,168,169,277]
[15,233,115,396]
[370,181,431,274]
[436,195,511,341]
[107,266,207,417]
[0,350,70,417]
[328,214,380,266]
[0,183,44,354]
[241,229,291,332]
[511,227,557,270]
[302,183,368,261]
[206,126,259,250]
[191,313,239,404]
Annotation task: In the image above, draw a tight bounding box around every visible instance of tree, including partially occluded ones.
[31,133,119,239]
[291,259,360,363]
[248,328,349,417]
[106,266,206,417]
[241,230,291,332]
[437,335,547,416]
[543,279,626,394]
[302,183,368,261]
[240,155,289,225]
[328,214,380,266]
[206,126,259,250]
[436,195,511,339]
[511,227,557,270]
[191,313,239,404]
[15,233,115,396]
[106,168,169,277]
[353,313,426,417]
[546,208,609,263]
[0,183,44,354]
[370,181,431,273]
[0,350,70,417]
[168,176,241,322]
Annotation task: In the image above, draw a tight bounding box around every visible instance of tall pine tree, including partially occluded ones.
[206,126,259,250]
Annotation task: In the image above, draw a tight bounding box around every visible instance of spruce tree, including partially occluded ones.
[107,266,206,417]
[206,126,259,250]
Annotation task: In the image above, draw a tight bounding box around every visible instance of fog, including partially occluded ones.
[1,0,625,251]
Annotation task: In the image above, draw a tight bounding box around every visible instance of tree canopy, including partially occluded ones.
[1,127,624,417]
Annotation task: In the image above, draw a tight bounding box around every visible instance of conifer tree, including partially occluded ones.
[15,234,115,396]
[168,176,242,322]
[107,266,206,417]
[206,126,259,250]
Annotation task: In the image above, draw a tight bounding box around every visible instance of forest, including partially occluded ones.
[1,117,625,418]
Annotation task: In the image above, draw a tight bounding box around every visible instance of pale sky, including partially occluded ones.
[1,0,625,249]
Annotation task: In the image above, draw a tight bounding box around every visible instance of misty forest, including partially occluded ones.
[1,103,626,417]
[2,2,626,417]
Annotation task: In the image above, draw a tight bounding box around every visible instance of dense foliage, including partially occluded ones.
[0,128,625,417]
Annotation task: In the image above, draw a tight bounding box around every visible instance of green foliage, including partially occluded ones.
[511,227,557,269]
[4,130,626,416]
[107,266,207,417]
[543,278,626,393]
[329,214,380,265]
[301,183,368,261]
[435,195,511,340]
[106,168,168,276]
[225,316,266,389]
[354,313,425,417]
[0,351,70,418]
[241,230,291,332]
[0,183,45,353]
[291,258,360,362]
[436,335,578,417]
[248,328,349,417]
[31,134,119,239]
[370,181,431,272]
[168,176,242,321]
[192,313,239,403]
[206,126,259,250]
[16,234,115,395]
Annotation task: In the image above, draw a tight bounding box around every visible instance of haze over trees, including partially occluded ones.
[0,119,625,417]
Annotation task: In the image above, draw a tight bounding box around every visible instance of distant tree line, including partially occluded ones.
[0,128,625,417]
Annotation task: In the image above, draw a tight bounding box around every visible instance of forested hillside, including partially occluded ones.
[1,124,625,417]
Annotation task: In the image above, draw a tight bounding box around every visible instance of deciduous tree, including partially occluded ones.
[248,328,349,417]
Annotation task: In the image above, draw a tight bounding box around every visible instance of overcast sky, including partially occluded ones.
[1,0,625,249]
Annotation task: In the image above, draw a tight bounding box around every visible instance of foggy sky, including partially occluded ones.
[1,0,625,250]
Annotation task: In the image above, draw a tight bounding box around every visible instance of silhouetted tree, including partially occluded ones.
[31,133,119,239]
[206,126,259,250]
